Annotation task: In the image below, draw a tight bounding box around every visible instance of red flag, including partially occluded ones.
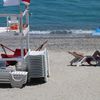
[22,0,30,5]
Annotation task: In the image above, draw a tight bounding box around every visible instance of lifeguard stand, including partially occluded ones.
[0,5,49,87]
[0,6,30,88]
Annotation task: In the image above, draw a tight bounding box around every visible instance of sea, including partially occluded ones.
[0,0,100,36]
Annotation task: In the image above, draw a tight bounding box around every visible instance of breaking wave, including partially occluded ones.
[29,29,94,37]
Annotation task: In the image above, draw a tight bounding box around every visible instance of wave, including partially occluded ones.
[29,29,94,35]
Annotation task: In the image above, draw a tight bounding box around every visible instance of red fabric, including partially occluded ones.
[10,24,18,30]
[1,49,27,66]
[1,54,17,66]
[14,49,27,57]
[22,0,30,5]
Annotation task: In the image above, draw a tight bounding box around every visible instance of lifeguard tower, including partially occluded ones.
[0,1,49,88]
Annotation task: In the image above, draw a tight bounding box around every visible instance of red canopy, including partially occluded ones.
[22,0,30,5]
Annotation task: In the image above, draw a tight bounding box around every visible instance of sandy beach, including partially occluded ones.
[0,36,100,100]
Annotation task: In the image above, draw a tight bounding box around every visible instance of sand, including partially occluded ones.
[0,36,100,100]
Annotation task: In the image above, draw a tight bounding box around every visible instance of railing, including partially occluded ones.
[0,9,29,35]
[0,8,30,63]
[0,14,20,17]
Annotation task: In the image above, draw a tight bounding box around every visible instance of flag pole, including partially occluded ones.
[18,0,24,59]
[19,0,21,13]
[19,0,22,33]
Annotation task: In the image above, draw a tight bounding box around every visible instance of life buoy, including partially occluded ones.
[9,24,28,30]
[10,24,18,30]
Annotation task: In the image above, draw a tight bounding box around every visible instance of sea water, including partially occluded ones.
[0,0,100,35]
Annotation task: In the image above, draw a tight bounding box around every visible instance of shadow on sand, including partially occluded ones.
[27,78,46,86]
[67,64,98,67]
[0,78,46,89]
[0,84,12,89]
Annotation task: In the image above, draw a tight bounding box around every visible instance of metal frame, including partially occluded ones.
[0,6,30,69]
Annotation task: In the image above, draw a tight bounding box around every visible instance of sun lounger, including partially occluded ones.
[76,56,97,67]
[68,51,97,66]
[0,61,28,88]
[26,48,49,82]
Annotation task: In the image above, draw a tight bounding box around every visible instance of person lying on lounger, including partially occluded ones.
[68,50,100,66]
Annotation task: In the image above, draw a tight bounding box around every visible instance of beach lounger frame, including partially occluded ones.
[70,55,97,67]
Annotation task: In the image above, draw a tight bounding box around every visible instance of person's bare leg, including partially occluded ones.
[68,51,83,58]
